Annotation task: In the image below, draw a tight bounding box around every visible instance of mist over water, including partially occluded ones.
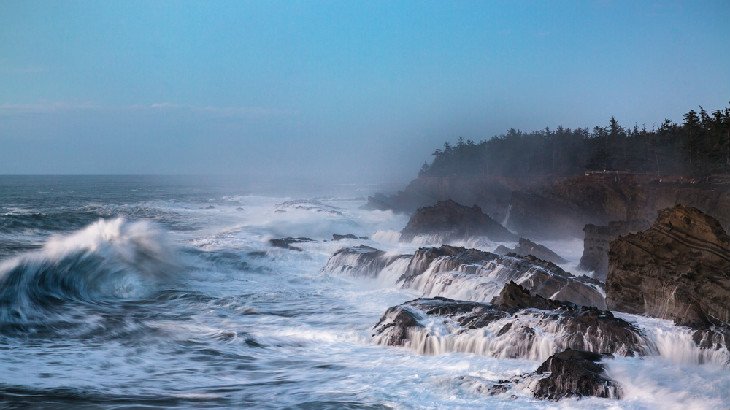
[0,176,728,409]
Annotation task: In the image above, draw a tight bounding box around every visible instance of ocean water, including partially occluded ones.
[0,175,728,409]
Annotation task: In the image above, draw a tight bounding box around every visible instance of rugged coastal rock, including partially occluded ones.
[400,200,517,242]
[372,282,649,360]
[494,237,567,265]
[477,349,621,400]
[324,244,606,308]
[606,205,730,329]
[268,237,315,251]
[367,174,730,239]
[578,220,650,281]
[532,349,621,400]
[322,245,397,277]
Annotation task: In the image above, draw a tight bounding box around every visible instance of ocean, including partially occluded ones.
[0,175,728,409]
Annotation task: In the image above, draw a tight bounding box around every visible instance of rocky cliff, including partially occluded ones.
[606,205,730,329]
[368,174,730,239]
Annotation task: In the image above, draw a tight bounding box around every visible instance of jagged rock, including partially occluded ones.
[268,237,315,251]
[578,220,649,281]
[325,244,606,308]
[321,245,401,277]
[494,237,567,265]
[532,349,621,400]
[491,281,563,311]
[372,282,649,360]
[606,205,730,329]
[400,200,517,242]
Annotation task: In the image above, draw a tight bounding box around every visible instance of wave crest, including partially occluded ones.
[0,218,181,323]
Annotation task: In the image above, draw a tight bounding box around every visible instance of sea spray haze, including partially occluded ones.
[0,176,728,409]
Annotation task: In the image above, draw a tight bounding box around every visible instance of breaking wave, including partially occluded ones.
[0,218,181,324]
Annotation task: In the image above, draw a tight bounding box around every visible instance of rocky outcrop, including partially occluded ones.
[494,237,567,265]
[578,220,650,281]
[476,349,621,400]
[400,200,517,242]
[606,205,730,330]
[372,282,649,360]
[268,237,315,251]
[532,349,621,400]
[322,245,400,277]
[324,244,606,308]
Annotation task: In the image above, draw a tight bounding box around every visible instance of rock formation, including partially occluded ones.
[532,349,621,400]
[324,244,606,308]
[494,237,567,265]
[606,205,730,329]
[322,245,397,277]
[578,220,649,281]
[372,282,649,360]
[367,173,730,239]
[400,200,517,242]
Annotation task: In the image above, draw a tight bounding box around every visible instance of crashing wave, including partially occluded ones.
[0,218,181,324]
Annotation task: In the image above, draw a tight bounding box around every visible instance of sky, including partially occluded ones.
[1,0,729,184]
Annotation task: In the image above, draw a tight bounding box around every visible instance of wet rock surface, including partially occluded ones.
[494,237,567,265]
[400,199,517,242]
[325,244,606,308]
[606,205,730,329]
[322,245,402,277]
[372,282,649,359]
[532,349,621,400]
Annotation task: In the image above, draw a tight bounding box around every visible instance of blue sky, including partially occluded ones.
[1,0,729,182]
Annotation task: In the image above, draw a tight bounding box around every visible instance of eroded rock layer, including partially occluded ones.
[606,205,730,329]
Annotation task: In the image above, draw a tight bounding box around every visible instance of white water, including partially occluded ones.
[0,186,728,409]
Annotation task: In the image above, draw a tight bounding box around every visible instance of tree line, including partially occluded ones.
[420,104,730,178]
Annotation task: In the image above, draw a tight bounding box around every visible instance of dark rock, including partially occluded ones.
[606,205,730,329]
[268,237,315,251]
[494,237,567,265]
[533,349,621,400]
[400,200,517,242]
[491,281,563,311]
[578,220,650,281]
[373,283,648,358]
